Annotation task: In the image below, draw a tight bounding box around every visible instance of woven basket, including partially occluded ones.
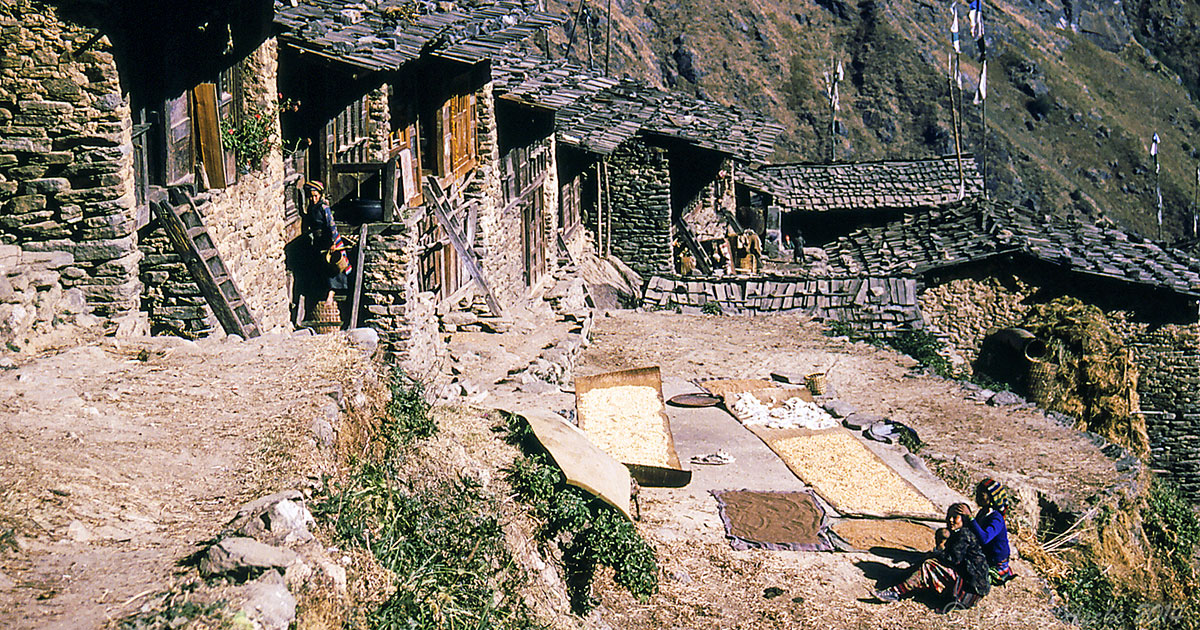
[805,372,828,396]
[1027,360,1057,406]
[311,301,342,334]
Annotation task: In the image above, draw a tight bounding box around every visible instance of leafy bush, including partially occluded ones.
[383,372,435,452]
[887,330,953,377]
[1057,560,1143,629]
[220,108,276,171]
[504,413,658,613]
[1143,478,1200,589]
[700,301,722,315]
[317,462,535,629]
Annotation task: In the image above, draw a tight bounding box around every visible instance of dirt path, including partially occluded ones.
[0,333,338,629]
[577,310,1123,629]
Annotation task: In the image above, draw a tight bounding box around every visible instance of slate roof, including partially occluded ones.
[820,200,1200,298]
[274,0,560,70]
[492,57,783,161]
[737,156,984,213]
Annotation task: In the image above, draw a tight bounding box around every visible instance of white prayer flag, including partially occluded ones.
[974,60,988,104]
[951,5,961,54]
[836,60,844,82]
[1151,132,1160,157]
[969,0,983,39]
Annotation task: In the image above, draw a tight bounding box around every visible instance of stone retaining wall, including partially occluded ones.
[607,139,671,276]
[0,1,142,329]
[0,243,100,350]
[137,221,220,337]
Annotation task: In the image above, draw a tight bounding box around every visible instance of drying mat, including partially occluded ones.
[832,519,937,552]
[751,426,941,520]
[575,367,683,471]
[698,379,814,403]
[711,489,832,551]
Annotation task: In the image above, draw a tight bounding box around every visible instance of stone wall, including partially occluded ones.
[199,39,290,333]
[1129,324,1200,495]
[607,138,671,276]
[0,1,142,333]
[470,81,523,310]
[359,222,441,379]
[918,274,1035,365]
[138,222,220,337]
[0,243,100,351]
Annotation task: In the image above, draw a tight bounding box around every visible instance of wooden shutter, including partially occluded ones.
[192,83,227,188]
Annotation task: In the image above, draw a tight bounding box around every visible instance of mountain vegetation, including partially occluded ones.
[544,0,1200,241]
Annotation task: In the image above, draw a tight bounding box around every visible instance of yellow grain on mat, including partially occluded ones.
[578,385,671,467]
[772,431,938,516]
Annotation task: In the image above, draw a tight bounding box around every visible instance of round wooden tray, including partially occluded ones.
[667,393,722,407]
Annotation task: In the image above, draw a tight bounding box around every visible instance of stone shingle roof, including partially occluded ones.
[737,156,984,213]
[274,0,560,70]
[821,200,1200,298]
[492,57,783,161]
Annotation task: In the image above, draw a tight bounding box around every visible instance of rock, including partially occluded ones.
[199,537,299,578]
[987,391,1024,406]
[904,453,933,476]
[443,311,478,327]
[311,418,335,449]
[822,399,856,418]
[66,520,94,542]
[0,570,15,590]
[769,370,806,385]
[344,327,378,355]
[111,313,149,338]
[842,412,881,430]
[234,570,296,630]
[231,493,316,545]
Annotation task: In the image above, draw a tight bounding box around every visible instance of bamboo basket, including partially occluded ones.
[311,301,342,334]
[805,372,828,396]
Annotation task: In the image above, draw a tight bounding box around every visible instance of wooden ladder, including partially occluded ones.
[152,187,262,338]
[423,176,504,317]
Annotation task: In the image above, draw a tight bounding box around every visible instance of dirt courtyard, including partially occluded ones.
[575,310,1123,630]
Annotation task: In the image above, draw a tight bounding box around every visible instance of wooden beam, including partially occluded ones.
[348,222,368,329]
[382,156,397,222]
[423,176,504,317]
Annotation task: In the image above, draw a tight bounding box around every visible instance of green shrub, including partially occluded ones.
[503,413,658,613]
[383,372,435,453]
[1143,478,1200,589]
[700,301,722,316]
[1057,560,1142,629]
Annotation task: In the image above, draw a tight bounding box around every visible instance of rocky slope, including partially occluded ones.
[543,0,1200,241]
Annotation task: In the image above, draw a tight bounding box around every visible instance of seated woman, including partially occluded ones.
[955,478,1017,585]
[876,503,991,606]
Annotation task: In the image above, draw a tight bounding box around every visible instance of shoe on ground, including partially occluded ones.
[875,587,900,603]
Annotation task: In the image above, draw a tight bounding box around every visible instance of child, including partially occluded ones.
[955,479,1017,585]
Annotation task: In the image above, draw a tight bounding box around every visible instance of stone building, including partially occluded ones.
[273,0,561,375]
[821,199,1200,495]
[492,58,783,278]
[2,0,292,346]
[736,155,985,249]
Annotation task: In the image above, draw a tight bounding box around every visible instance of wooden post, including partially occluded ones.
[603,158,612,257]
[382,155,397,222]
[605,0,613,75]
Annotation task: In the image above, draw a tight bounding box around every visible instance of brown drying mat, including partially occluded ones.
[698,379,814,404]
[832,519,937,552]
[750,426,942,520]
[711,489,832,551]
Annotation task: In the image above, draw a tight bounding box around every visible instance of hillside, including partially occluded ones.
[542,0,1200,241]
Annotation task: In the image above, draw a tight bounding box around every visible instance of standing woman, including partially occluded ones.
[301,180,351,309]
[955,478,1017,585]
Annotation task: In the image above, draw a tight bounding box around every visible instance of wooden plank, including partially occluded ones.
[424,175,504,317]
[192,83,227,189]
[348,222,368,329]
[382,156,397,223]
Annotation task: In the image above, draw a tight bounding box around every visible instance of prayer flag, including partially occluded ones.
[969,0,983,39]
[836,59,844,82]
[951,5,961,54]
[974,60,988,104]
[1151,132,1160,157]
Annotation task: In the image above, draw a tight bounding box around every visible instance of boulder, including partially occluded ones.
[199,537,299,577]
[234,570,296,630]
[988,391,1025,406]
[230,492,316,545]
[822,399,856,418]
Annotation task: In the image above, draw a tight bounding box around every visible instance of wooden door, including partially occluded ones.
[165,92,193,185]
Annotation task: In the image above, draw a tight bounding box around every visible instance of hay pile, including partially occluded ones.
[1020,297,1148,455]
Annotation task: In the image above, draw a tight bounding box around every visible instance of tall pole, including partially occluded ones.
[604,0,612,76]
[1193,163,1199,238]
[1154,132,1162,240]
[564,0,587,61]
[979,67,987,199]
[949,4,965,199]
